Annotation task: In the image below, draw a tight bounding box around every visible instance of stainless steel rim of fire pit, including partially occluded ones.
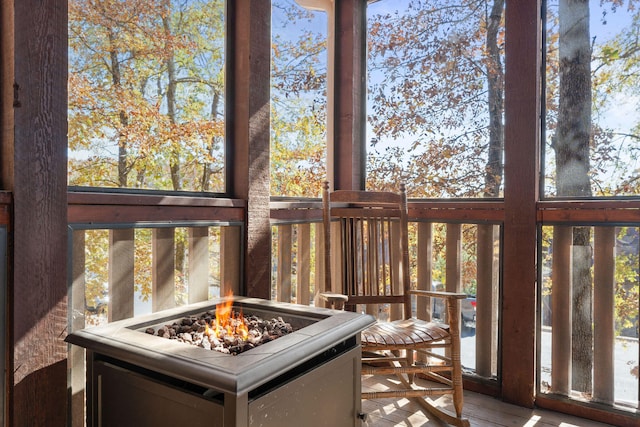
[66,296,375,396]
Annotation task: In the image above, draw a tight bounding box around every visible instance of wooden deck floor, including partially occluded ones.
[362,375,613,427]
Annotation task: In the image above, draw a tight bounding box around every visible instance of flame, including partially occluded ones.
[209,291,249,340]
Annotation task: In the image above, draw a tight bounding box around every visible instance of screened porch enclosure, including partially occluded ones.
[1,1,639,427]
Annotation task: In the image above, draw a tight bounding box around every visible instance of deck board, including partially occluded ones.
[362,375,612,426]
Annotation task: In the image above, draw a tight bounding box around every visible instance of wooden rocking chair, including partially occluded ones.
[319,182,470,427]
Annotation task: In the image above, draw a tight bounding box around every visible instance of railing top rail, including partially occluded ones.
[69,191,245,208]
[69,192,245,224]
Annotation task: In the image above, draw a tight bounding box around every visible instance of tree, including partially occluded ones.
[68,0,225,192]
[366,0,505,198]
[555,0,594,395]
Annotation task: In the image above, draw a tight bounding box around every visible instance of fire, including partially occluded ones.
[207,291,249,340]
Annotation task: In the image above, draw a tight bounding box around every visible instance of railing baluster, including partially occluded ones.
[221,225,242,296]
[390,219,402,321]
[109,228,135,321]
[593,226,615,403]
[188,227,209,304]
[315,222,324,302]
[446,224,462,296]
[277,224,293,302]
[416,222,433,321]
[152,227,176,312]
[477,224,499,377]
[551,225,572,394]
[297,223,311,305]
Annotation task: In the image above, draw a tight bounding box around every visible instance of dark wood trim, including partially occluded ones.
[502,0,541,408]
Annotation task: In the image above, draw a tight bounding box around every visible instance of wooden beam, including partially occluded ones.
[11,1,68,425]
[502,0,541,408]
[332,0,366,190]
[227,0,271,299]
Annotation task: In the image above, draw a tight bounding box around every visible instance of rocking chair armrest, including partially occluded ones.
[409,289,468,300]
[318,292,349,310]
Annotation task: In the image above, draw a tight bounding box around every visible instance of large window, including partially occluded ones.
[68,0,226,193]
[545,1,640,198]
[366,0,505,198]
[271,0,328,197]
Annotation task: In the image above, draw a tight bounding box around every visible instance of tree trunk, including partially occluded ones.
[201,90,221,191]
[484,0,505,198]
[556,0,593,394]
[163,12,181,192]
[108,29,129,187]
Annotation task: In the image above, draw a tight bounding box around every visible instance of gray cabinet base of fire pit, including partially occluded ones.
[87,345,363,427]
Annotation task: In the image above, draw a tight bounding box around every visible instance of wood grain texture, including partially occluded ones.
[12,1,68,425]
[228,0,272,299]
[502,0,541,409]
[333,0,366,190]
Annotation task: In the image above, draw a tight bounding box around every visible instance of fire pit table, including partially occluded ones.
[66,296,375,427]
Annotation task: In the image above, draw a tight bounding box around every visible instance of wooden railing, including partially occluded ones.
[537,201,640,414]
[67,191,246,427]
[65,192,640,418]
[270,198,640,413]
[68,191,246,324]
[270,198,503,382]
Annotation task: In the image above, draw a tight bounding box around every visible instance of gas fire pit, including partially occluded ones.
[66,296,374,427]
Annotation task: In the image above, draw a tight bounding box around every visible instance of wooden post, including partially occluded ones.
[502,0,541,408]
[227,0,272,299]
[332,0,366,190]
[8,1,69,425]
